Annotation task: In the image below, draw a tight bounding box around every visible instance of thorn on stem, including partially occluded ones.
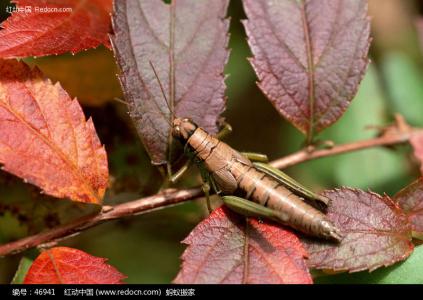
[394,113,411,133]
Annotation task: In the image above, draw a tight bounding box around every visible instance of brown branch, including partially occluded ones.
[0,188,202,257]
[271,114,419,169]
[0,115,420,257]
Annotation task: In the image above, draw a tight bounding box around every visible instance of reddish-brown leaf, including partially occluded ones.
[111,0,229,165]
[303,188,413,272]
[242,0,371,141]
[23,247,126,284]
[394,178,423,238]
[0,59,108,203]
[174,207,312,284]
[0,0,112,58]
[410,131,423,175]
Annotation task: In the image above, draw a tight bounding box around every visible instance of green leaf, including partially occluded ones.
[324,67,405,189]
[325,65,410,191]
[382,52,423,127]
[11,257,33,284]
[334,149,406,189]
[320,64,387,142]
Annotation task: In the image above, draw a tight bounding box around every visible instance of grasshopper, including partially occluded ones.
[172,118,342,241]
[149,62,342,242]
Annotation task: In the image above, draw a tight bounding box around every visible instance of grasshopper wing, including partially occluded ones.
[253,162,330,209]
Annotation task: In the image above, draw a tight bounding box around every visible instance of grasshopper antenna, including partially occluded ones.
[113,97,127,105]
[149,60,174,125]
[149,60,179,180]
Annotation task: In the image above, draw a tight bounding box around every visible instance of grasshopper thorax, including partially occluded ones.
[172,118,198,142]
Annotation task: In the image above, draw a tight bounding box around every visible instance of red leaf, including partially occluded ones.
[0,0,112,58]
[174,207,312,284]
[303,188,413,272]
[410,131,423,175]
[23,247,126,284]
[111,0,229,165]
[394,178,423,238]
[242,0,370,141]
[0,59,108,203]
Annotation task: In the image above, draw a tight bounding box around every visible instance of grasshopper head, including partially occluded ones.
[172,118,198,142]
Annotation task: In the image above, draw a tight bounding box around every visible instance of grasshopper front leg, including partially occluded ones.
[202,182,212,213]
[198,164,221,213]
[169,160,192,183]
[222,196,288,224]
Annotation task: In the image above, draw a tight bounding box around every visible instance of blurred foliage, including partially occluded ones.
[25,47,123,107]
[1,0,423,284]
[382,52,423,126]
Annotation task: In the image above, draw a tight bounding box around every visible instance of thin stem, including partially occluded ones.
[0,188,202,257]
[272,132,411,169]
[271,115,418,169]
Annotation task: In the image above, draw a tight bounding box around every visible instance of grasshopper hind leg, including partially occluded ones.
[222,195,286,224]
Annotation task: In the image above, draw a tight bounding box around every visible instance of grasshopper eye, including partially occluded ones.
[182,118,190,122]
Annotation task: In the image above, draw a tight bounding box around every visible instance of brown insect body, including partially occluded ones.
[173,118,342,241]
